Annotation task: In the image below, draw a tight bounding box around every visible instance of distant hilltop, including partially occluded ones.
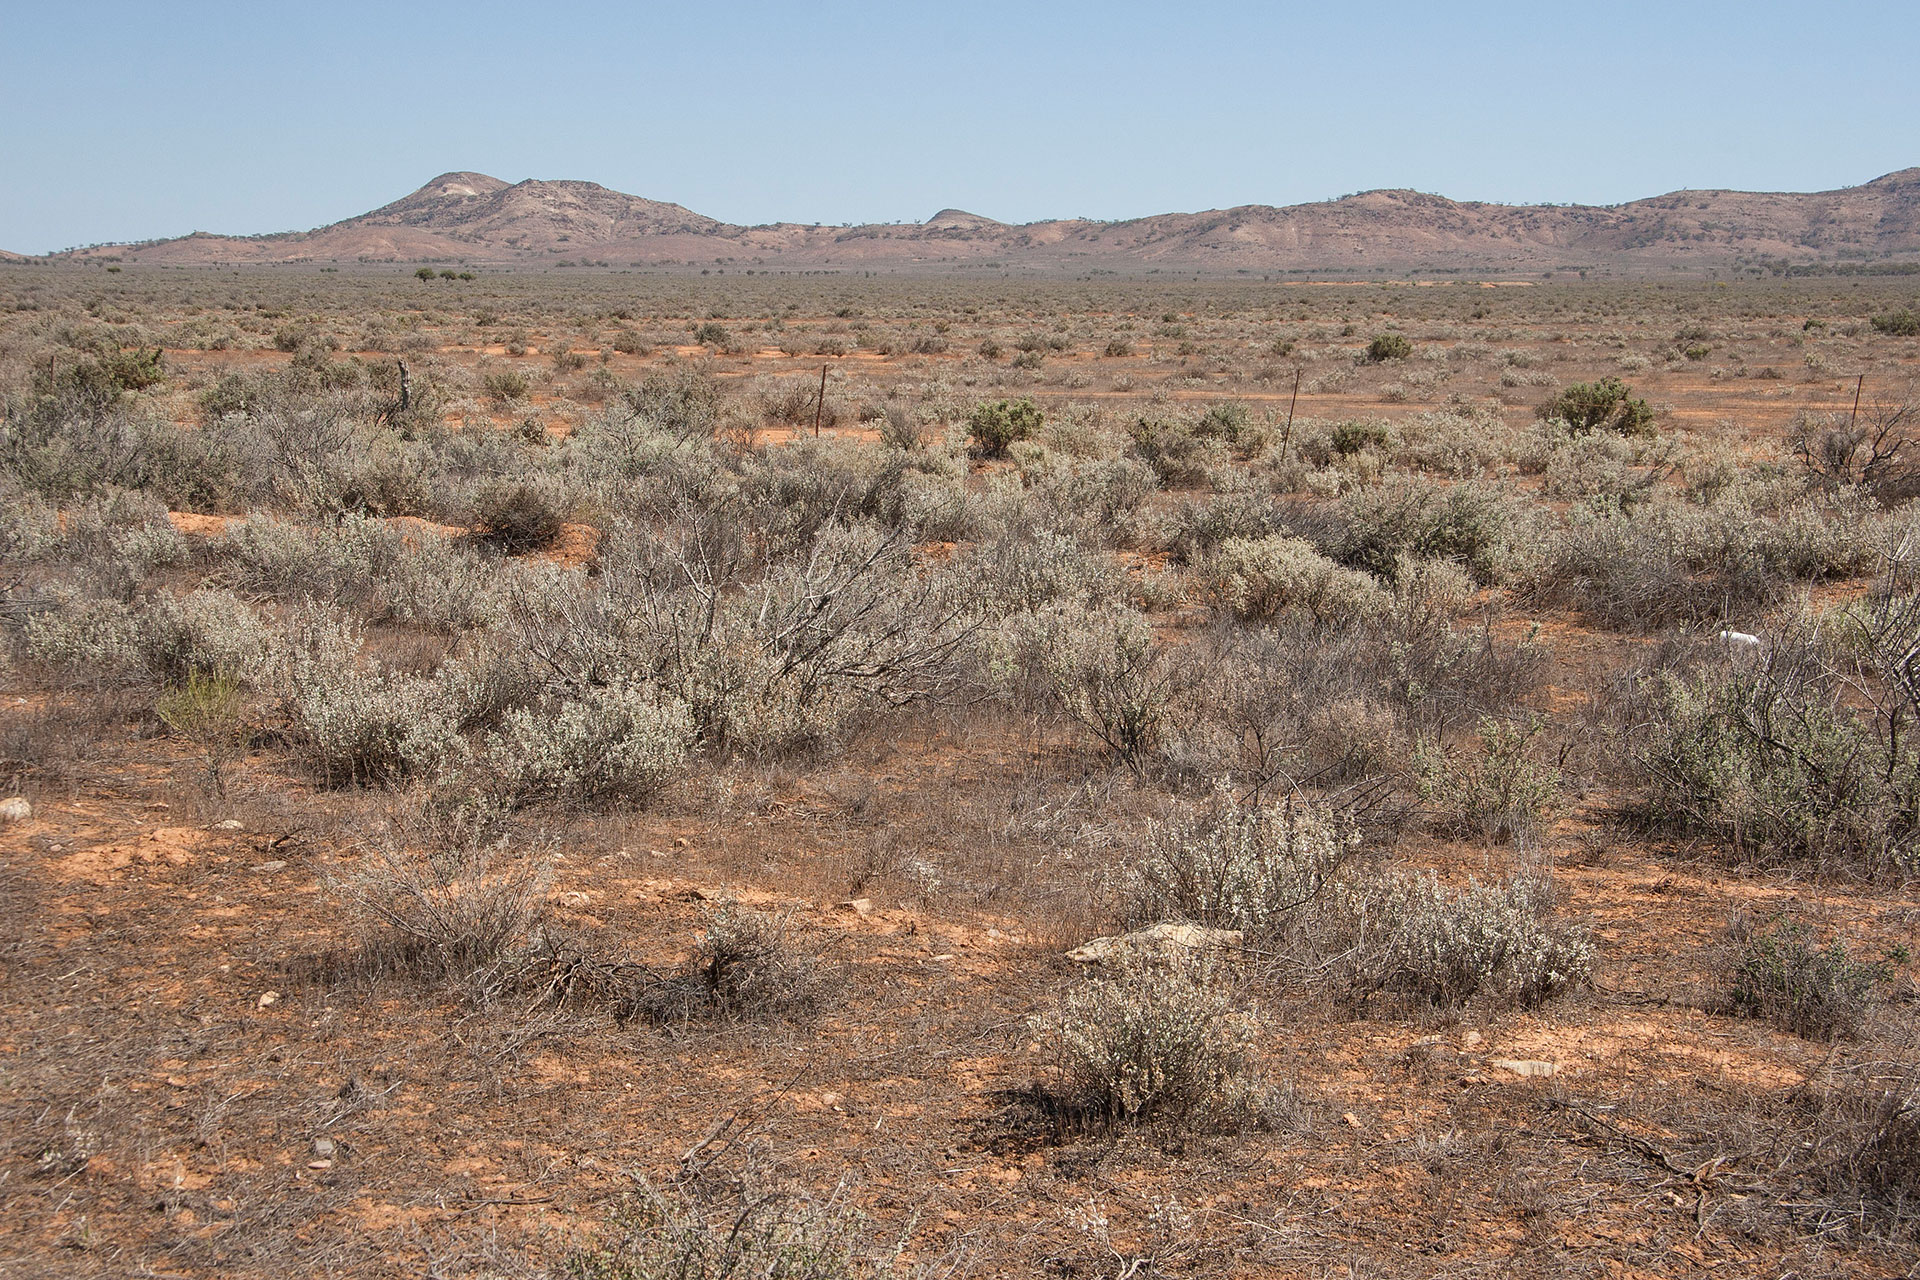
[34,167,1920,276]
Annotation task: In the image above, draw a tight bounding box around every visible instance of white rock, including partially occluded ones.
[1067,922,1244,965]
[1717,629,1762,648]
[1490,1058,1558,1078]
[0,797,31,824]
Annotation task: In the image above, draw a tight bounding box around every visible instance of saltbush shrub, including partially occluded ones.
[1347,872,1593,1009]
[280,612,473,784]
[1206,535,1389,625]
[1727,916,1888,1040]
[484,684,694,805]
[1129,799,1352,940]
[1033,956,1269,1129]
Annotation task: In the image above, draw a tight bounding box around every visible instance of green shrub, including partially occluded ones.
[481,367,531,405]
[1194,401,1252,444]
[1632,619,1920,878]
[155,669,251,796]
[1330,419,1392,456]
[1728,916,1887,1040]
[1365,333,1412,362]
[1869,309,1919,337]
[31,345,167,416]
[1127,415,1216,487]
[967,398,1043,459]
[414,266,436,281]
[1536,377,1654,436]
[1412,716,1561,845]
[691,321,729,347]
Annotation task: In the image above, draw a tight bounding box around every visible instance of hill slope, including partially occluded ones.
[51,168,1920,274]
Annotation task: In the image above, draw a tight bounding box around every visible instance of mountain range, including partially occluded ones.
[27,168,1920,275]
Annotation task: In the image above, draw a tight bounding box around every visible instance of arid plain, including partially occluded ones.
[3,258,1920,1279]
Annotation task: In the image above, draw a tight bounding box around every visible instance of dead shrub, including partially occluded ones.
[331,816,549,995]
[630,909,835,1025]
[471,481,566,553]
[569,1178,912,1280]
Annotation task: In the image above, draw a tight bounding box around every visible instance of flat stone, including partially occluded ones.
[1066,922,1244,965]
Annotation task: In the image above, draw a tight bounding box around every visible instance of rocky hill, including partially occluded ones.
[48,168,1920,275]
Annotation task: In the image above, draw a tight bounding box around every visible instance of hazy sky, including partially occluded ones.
[3,0,1915,254]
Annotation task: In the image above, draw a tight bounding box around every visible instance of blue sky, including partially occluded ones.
[3,0,1915,254]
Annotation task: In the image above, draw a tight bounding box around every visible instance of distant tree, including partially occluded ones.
[414,266,436,281]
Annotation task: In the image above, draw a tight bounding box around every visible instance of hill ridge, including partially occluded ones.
[38,169,1920,274]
